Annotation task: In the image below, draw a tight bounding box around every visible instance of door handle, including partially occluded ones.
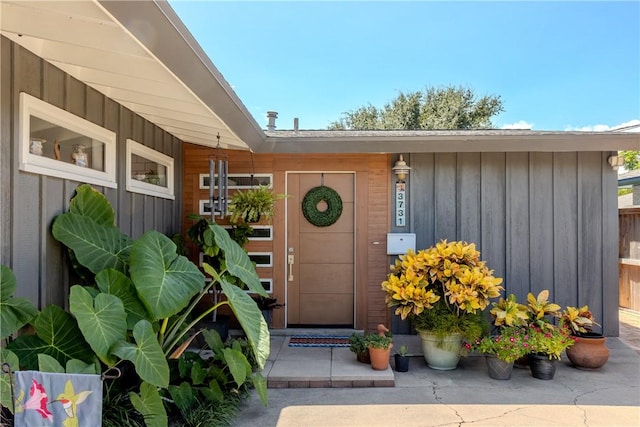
[288,255,294,281]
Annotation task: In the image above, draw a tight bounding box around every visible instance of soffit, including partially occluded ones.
[0,0,265,150]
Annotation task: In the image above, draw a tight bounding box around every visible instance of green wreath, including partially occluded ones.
[302,185,343,227]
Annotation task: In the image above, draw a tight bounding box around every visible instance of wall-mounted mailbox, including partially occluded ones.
[387,233,416,255]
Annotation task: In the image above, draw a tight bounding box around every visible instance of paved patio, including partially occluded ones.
[233,311,640,426]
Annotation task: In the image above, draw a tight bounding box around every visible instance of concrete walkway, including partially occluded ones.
[233,315,640,427]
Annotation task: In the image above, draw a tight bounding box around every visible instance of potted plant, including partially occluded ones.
[381,240,503,370]
[472,326,531,380]
[472,293,531,380]
[364,325,393,371]
[348,333,370,364]
[523,290,575,380]
[394,345,410,372]
[228,186,287,224]
[254,295,284,328]
[561,305,609,370]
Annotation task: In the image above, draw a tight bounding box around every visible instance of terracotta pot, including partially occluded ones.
[528,353,556,380]
[566,333,609,370]
[368,344,392,370]
[485,355,514,380]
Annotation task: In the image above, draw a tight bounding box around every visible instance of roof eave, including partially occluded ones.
[97,0,267,150]
[257,132,640,154]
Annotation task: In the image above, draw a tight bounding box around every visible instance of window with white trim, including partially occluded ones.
[19,92,117,188]
[126,139,174,199]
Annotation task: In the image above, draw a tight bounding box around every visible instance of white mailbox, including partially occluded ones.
[386,233,416,255]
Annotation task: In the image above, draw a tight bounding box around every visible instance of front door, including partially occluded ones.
[286,173,355,327]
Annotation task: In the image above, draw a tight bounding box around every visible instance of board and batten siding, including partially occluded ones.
[0,37,183,308]
[392,152,619,336]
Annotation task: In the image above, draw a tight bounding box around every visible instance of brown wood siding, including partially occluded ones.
[407,151,619,336]
[0,37,183,308]
[182,144,389,330]
[619,207,640,311]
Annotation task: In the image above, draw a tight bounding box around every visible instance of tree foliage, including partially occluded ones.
[620,151,639,171]
[328,85,504,130]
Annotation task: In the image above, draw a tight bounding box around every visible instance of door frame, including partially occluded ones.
[284,171,357,327]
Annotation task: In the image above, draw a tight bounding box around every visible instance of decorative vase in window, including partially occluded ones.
[72,144,88,167]
[30,138,46,156]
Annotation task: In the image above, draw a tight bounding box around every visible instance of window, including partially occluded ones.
[126,139,174,199]
[248,252,273,268]
[19,92,117,187]
[218,224,273,241]
[199,173,272,189]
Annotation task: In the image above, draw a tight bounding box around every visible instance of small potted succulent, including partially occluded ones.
[394,344,410,372]
[561,305,609,369]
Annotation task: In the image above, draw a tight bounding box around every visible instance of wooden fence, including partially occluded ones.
[619,207,640,311]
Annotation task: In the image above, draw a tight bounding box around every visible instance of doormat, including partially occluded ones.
[288,335,351,348]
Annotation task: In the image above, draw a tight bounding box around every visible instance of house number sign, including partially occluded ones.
[395,182,406,226]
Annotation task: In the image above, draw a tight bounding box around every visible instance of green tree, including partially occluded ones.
[328,85,504,130]
[620,151,639,170]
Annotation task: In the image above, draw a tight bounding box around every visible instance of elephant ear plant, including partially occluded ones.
[1,184,270,424]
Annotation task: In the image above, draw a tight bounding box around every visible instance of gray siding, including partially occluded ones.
[0,37,183,308]
[400,151,619,335]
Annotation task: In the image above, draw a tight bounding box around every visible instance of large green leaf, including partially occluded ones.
[69,285,127,366]
[210,223,267,296]
[222,348,249,387]
[199,380,223,403]
[0,349,19,413]
[129,231,204,320]
[252,372,268,407]
[52,213,131,275]
[202,329,224,357]
[129,382,167,427]
[95,269,151,329]
[37,354,65,373]
[111,320,169,388]
[68,184,115,226]
[7,306,95,370]
[220,281,270,369]
[0,265,39,340]
[167,382,196,412]
[66,359,100,375]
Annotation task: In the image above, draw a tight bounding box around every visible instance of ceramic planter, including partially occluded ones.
[485,355,514,380]
[417,330,463,370]
[566,333,609,370]
[368,344,392,370]
[528,353,556,380]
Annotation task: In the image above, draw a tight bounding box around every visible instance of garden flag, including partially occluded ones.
[12,370,102,427]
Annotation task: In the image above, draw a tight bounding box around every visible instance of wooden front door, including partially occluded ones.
[286,173,355,326]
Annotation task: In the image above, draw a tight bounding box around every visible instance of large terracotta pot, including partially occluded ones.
[417,330,463,370]
[566,333,609,370]
[368,344,392,370]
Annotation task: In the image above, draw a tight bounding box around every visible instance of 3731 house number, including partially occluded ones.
[395,182,406,226]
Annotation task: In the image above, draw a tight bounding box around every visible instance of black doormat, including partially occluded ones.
[288,335,351,347]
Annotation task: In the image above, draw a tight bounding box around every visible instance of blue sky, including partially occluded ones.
[169,1,640,131]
